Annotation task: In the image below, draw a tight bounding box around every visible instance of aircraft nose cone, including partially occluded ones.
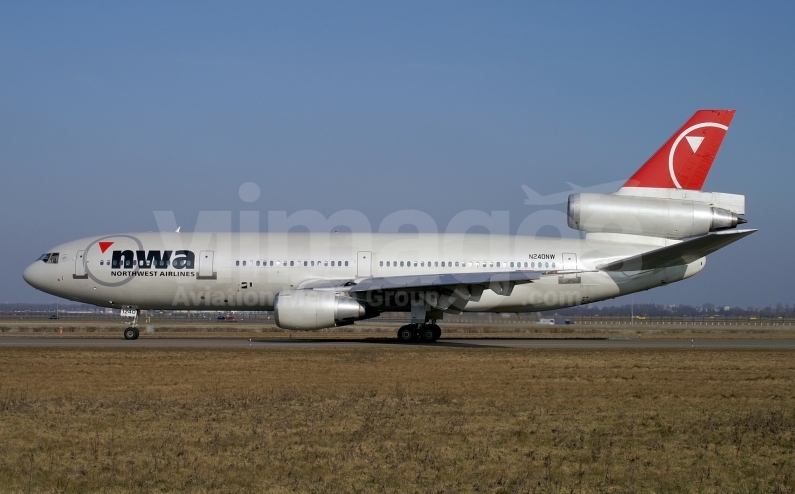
[23,262,42,290]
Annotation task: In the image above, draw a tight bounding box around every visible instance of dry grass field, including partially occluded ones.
[0,347,794,493]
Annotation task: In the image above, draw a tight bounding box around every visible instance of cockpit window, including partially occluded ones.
[39,253,59,263]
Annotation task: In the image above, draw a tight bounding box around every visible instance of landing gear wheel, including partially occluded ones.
[426,324,442,341]
[397,325,415,342]
[124,327,139,340]
[420,326,437,342]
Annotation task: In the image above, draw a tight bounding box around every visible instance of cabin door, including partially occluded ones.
[357,251,372,277]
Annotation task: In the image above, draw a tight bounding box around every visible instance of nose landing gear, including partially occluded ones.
[123,309,140,340]
[396,323,442,343]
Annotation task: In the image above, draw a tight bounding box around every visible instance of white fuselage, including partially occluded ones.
[23,232,704,315]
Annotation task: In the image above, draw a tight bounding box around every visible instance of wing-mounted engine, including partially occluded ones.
[567,189,746,240]
[274,289,371,330]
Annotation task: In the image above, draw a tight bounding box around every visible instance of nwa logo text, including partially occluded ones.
[111,250,195,270]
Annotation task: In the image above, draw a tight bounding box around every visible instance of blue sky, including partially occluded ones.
[1,2,793,307]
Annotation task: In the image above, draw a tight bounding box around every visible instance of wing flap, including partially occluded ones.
[597,229,756,272]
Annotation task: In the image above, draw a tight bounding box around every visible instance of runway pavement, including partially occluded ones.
[1,337,795,349]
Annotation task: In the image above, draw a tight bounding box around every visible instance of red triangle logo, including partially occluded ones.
[99,241,114,254]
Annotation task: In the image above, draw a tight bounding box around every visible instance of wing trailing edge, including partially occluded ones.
[348,270,541,293]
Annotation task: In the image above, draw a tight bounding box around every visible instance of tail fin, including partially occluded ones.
[623,110,735,190]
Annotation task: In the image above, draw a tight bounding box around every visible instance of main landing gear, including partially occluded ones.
[397,323,442,343]
[124,309,140,340]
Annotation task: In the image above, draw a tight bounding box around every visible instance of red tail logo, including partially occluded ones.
[99,241,114,253]
[624,110,735,190]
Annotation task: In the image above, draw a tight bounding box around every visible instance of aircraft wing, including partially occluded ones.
[348,270,541,293]
[297,270,542,297]
[297,278,356,290]
[597,229,756,272]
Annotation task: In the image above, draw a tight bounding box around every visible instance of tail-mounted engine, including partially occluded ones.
[568,192,746,239]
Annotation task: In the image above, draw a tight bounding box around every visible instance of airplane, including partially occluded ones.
[23,110,754,342]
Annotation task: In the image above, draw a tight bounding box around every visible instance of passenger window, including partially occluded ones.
[441,262,445,267]
[545,262,549,268]
[380,261,384,266]
[289,261,293,266]
[400,261,404,267]
[434,262,438,267]
[552,262,556,268]
[345,261,348,266]
[236,261,240,266]
[421,262,424,267]
[270,261,274,266]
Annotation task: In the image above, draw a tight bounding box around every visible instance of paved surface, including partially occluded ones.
[1,337,795,349]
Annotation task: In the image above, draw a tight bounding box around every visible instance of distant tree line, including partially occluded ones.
[549,302,795,318]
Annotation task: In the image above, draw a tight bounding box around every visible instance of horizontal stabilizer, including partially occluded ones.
[597,229,756,272]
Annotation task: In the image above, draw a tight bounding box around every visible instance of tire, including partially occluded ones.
[420,326,436,342]
[397,325,414,342]
[427,324,442,341]
[124,327,139,340]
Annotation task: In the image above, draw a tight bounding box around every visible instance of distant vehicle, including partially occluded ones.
[537,318,573,325]
[225,316,238,322]
[217,316,225,321]
[49,315,59,320]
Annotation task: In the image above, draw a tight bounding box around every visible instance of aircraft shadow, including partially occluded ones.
[249,336,608,349]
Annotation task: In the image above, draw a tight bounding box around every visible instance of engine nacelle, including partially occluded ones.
[568,193,744,239]
[274,289,367,330]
